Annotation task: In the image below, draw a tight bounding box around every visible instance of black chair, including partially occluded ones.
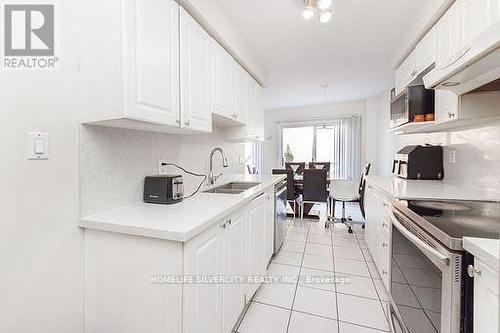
[272,169,300,214]
[327,163,371,233]
[299,169,328,220]
[308,162,331,177]
[285,162,305,175]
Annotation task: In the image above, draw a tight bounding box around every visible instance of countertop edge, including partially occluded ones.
[463,237,500,272]
[79,174,286,242]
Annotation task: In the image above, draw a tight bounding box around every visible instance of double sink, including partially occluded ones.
[203,182,261,194]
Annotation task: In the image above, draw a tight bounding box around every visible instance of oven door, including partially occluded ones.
[390,90,409,128]
[386,207,462,333]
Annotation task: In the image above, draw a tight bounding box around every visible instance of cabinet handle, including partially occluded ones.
[382,222,388,228]
[467,265,481,278]
[448,112,455,119]
[175,119,180,124]
[226,218,232,226]
[382,270,387,275]
[184,120,190,126]
[382,242,388,248]
[220,223,227,229]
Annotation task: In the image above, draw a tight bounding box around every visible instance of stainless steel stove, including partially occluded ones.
[386,198,500,333]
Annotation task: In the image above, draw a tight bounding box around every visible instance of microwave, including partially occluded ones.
[390,85,435,129]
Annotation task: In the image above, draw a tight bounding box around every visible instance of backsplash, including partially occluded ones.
[378,91,500,197]
[80,125,246,217]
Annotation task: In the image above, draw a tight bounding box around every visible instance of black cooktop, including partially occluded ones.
[407,199,500,239]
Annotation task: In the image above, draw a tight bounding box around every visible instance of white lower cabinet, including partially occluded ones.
[472,258,499,333]
[184,192,273,333]
[222,212,246,333]
[183,220,224,333]
[245,192,268,298]
[364,183,391,289]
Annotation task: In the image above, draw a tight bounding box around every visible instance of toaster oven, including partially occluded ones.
[144,175,184,204]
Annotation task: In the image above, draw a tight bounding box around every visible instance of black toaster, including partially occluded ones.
[392,145,444,180]
[144,175,184,204]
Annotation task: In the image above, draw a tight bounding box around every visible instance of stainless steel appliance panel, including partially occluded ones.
[274,181,287,254]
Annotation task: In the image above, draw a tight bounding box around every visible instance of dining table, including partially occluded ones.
[291,174,340,219]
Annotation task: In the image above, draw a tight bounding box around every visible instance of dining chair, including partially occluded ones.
[308,162,331,177]
[272,169,300,214]
[285,162,305,175]
[327,163,371,233]
[299,169,328,220]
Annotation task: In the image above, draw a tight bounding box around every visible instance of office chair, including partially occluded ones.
[326,163,371,233]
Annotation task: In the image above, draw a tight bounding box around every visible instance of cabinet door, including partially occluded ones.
[473,259,499,333]
[414,27,435,74]
[464,0,500,44]
[264,191,274,264]
[395,54,415,95]
[364,185,378,259]
[180,8,212,132]
[435,0,466,70]
[435,90,460,123]
[212,42,234,119]
[222,212,246,333]
[233,65,249,125]
[124,0,180,126]
[246,194,267,298]
[184,223,223,333]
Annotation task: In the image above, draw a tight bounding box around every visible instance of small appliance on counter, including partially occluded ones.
[144,175,184,204]
[392,144,444,180]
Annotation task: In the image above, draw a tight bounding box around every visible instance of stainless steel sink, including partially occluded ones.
[203,182,261,194]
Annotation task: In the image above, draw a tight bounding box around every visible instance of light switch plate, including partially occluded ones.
[28,132,49,160]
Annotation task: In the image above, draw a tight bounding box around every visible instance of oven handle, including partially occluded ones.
[387,207,450,266]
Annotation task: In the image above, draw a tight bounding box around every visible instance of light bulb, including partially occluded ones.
[319,10,332,23]
[317,0,332,10]
[302,7,314,20]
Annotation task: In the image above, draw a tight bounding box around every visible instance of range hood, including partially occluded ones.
[424,24,500,95]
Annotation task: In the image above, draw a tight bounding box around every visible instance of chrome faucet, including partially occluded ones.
[208,147,229,185]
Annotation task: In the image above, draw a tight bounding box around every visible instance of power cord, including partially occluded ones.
[161,162,207,199]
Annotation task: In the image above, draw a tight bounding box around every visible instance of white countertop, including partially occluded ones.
[463,237,500,272]
[80,174,285,242]
[366,175,500,202]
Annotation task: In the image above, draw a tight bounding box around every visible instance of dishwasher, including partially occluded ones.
[274,180,287,254]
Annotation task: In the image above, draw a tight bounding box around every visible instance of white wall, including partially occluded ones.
[263,99,380,176]
[375,93,500,196]
[0,1,83,332]
[80,126,246,217]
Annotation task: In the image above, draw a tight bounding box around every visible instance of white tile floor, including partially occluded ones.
[235,204,390,333]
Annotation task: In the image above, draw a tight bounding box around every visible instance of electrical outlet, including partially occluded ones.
[449,150,456,164]
[158,159,168,175]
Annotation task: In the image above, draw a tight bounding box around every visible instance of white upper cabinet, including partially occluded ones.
[79,0,183,133]
[233,65,250,125]
[395,53,415,96]
[464,0,500,43]
[180,8,213,133]
[435,0,466,71]
[212,41,235,119]
[414,27,436,74]
[127,0,180,126]
[435,90,460,123]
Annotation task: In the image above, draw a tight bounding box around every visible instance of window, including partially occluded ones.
[279,116,361,180]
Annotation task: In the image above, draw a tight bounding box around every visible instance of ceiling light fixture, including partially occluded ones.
[319,10,332,23]
[302,6,315,20]
[317,0,332,10]
[302,0,333,23]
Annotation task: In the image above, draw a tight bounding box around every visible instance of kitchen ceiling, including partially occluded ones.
[215,0,443,110]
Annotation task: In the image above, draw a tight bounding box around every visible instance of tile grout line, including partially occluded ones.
[285,219,311,333]
[330,221,342,333]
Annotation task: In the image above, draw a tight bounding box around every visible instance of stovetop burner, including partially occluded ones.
[407,199,500,240]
